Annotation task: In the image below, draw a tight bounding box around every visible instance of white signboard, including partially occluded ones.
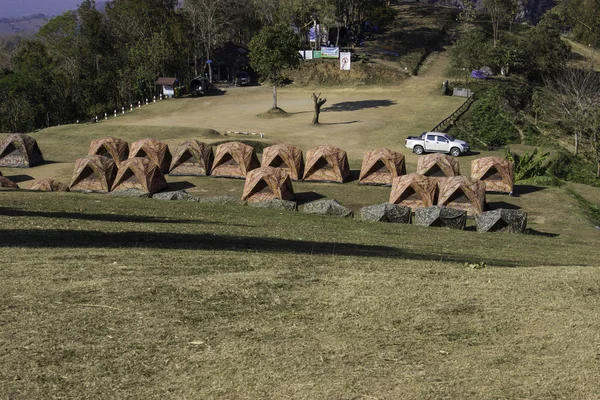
[304,50,313,60]
[340,52,351,70]
[163,85,174,98]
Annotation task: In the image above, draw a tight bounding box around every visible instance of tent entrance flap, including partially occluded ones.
[179,151,198,164]
[0,143,19,159]
[482,167,502,181]
[221,153,238,166]
[447,188,470,204]
[251,179,273,195]
[314,157,332,170]
[399,186,420,202]
[269,155,287,168]
[425,164,445,177]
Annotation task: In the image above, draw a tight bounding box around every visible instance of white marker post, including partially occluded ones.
[104,112,107,120]
[122,106,125,114]
[114,110,117,117]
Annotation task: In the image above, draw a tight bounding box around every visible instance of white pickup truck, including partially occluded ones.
[405,132,470,157]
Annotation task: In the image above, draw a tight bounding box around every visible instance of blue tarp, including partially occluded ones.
[471,70,488,79]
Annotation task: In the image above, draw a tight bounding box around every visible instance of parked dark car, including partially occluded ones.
[190,76,214,96]
[234,71,250,86]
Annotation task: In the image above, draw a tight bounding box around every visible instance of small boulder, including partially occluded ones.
[249,198,297,211]
[361,203,411,223]
[198,195,245,205]
[152,190,199,202]
[0,176,19,189]
[302,199,354,218]
[414,206,466,230]
[476,209,527,233]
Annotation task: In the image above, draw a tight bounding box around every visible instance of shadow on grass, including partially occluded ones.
[167,181,196,191]
[0,228,536,266]
[0,229,578,267]
[514,185,546,195]
[0,208,250,226]
[295,191,326,205]
[318,120,362,126]
[6,174,34,183]
[486,201,521,210]
[323,100,396,112]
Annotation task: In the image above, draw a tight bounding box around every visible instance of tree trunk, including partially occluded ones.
[575,131,579,156]
[311,92,327,125]
[272,69,278,109]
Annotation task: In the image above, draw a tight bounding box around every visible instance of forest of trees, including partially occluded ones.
[0,0,392,133]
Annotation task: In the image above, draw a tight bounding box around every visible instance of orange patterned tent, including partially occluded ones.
[0,134,44,168]
[261,144,304,180]
[241,166,295,203]
[29,179,69,192]
[70,155,117,193]
[437,176,486,215]
[88,137,129,167]
[303,146,350,183]
[129,138,172,173]
[389,173,437,209]
[211,141,260,178]
[112,157,168,194]
[0,176,19,189]
[169,140,213,176]
[417,153,460,179]
[359,148,406,186]
[471,156,514,193]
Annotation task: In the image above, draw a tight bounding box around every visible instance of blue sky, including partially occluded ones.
[1,0,82,18]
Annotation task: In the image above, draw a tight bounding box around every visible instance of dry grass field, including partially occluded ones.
[1,5,600,399]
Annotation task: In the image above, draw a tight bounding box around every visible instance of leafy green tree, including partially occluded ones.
[449,30,489,83]
[249,24,300,110]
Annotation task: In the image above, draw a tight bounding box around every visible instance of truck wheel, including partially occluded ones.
[414,145,424,155]
[450,147,461,157]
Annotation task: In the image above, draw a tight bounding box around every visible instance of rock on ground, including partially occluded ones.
[152,190,199,202]
[475,209,527,233]
[302,199,354,218]
[414,206,466,229]
[248,199,297,211]
[361,203,411,223]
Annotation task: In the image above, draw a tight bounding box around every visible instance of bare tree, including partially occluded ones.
[483,0,512,47]
[311,92,327,124]
[183,0,233,82]
[544,67,600,158]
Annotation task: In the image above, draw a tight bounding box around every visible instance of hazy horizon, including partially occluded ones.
[0,0,83,18]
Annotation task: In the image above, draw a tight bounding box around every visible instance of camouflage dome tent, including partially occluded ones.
[169,140,213,176]
[211,141,260,178]
[417,153,460,179]
[437,176,486,215]
[261,144,304,181]
[129,138,172,173]
[0,176,19,189]
[471,156,514,194]
[359,148,406,186]
[389,173,437,209]
[241,166,295,203]
[112,157,168,194]
[88,137,129,167]
[70,155,118,193]
[303,146,350,183]
[0,134,44,168]
[29,179,69,192]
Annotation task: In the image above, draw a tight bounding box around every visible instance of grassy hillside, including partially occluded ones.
[1,4,600,398]
[1,189,599,399]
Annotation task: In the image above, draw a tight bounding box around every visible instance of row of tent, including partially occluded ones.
[240,169,487,215]
[82,137,514,193]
